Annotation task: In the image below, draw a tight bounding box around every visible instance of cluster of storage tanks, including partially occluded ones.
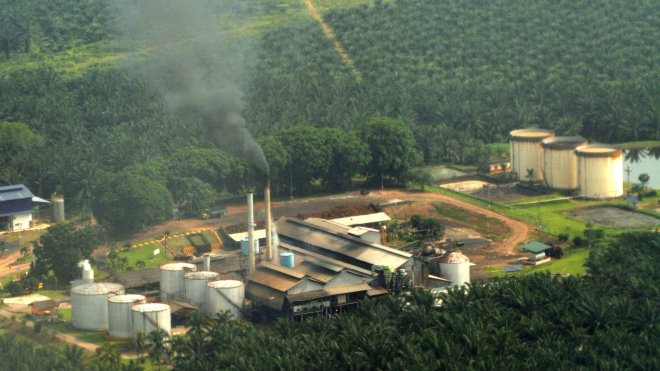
[70,283,171,341]
[70,258,245,341]
[159,262,245,320]
[510,129,623,198]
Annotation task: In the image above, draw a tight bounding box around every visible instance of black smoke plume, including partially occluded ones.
[116,0,268,174]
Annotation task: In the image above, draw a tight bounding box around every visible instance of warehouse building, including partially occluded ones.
[0,184,49,231]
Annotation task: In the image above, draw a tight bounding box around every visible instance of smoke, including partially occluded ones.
[116,0,269,174]
[78,259,92,271]
[271,219,280,261]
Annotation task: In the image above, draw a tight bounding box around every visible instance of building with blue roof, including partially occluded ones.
[0,184,49,231]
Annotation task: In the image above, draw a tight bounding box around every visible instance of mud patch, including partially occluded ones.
[570,207,660,228]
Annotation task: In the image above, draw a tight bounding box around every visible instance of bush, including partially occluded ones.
[558,233,569,242]
[573,236,584,246]
[5,281,24,297]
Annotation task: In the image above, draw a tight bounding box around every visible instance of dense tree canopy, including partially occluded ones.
[362,117,419,187]
[32,222,97,283]
[92,171,173,234]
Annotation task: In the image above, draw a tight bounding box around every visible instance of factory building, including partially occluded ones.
[0,184,50,231]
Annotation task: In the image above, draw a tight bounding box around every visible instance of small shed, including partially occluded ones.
[30,299,58,317]
[522,241,551,254]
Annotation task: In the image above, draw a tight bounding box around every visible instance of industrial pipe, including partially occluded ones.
[265,178,273,262]
[247,193,256,275]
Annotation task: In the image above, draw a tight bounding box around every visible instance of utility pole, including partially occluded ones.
[624,165,632,185]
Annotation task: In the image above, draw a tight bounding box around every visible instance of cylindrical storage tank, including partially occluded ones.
[576,145,624,199]
[183,271,219,310]
[541,136,588,191]
[207,280,245,320]
[52,196,65,222]
[108,294,147,339]
[240,237,259,255]
[279,252,294,268]
[71,283,124,331]
[439,252,470,287]
[510,129,554,182]
[160,262,196,301]
[132,303,171,341]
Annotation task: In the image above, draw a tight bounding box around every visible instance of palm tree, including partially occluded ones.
[147,329,170,365]
[63,345,84,370]
[95,344,120,370]
[134,329,146,363]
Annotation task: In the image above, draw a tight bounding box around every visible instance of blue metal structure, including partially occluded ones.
[0,184,34,217]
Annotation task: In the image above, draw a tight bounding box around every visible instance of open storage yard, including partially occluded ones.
[570,206,660,228]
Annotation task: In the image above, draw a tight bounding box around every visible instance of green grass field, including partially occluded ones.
[117,243,169,269]
[483,248,589,278]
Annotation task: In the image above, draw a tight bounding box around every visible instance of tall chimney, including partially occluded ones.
[203,254,211,272]
[247,193,256,275]
[265,178,273,261]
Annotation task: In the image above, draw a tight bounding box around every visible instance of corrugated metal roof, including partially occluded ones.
[286,283,373,303]
[30,299,58,310]
[260,262,305,280]
[228,229,267,242]
[294,261,336,283]
[276,218,410,269]
[110,268,160,289]
[331,212,391,226]
[247,269,301,292]
[246,282,285,311]
[279,242,374,276]
[0,184,34,202]
[522,241,551,253]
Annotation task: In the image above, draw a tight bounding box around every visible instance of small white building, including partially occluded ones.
[0,184,50,232]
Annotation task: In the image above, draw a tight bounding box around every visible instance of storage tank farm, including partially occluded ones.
[207,280,245,320]
[439,251,471,287]
[541,136,588,191]
[575,145,624,198]
[107,294,147,339]
[509,129,555,181]
[183,271,219,311]
[71,283,125,331]
[132,303,171,341]
[160,262,197,301]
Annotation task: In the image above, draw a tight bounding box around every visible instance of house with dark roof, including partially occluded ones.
[0,184,49,231]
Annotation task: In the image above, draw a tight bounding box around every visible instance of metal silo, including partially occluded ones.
[183,271,219,310]
[510,129,555,182]
[71,283,124,331]
[207,280,245,320]
[541,136,588,191]
[160,262,197,301]
[52,195,65,222]
[131,303,171,341]
[107,294,147,339]
[439,252,470,287]
[576,145,624,199]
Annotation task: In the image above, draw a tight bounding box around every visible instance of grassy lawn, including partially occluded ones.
[117,243,169,269]
[483,248,590,278]
[434,203,509,241]
[57,308,71,321]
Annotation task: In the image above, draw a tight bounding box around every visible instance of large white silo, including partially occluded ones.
[510,129,555,182]
[107,294,147,339]
[160,262,197,301]
[52,195,65,222]
[132,303,171,341]
[183,271,219,310]
[207,280,245,320]
[541,136,588,191]
[439,251,470,287]
[71,283,124,331]
[576,145,624,199]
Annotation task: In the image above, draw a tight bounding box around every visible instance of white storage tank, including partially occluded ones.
[510,129,555,182]
[71,283,125,331]
[207,280,245,320]
[183,271,219,310]
[576,145,624,199]
[160,262,197,301]
[132,303,171,340]
[108,294,147,339]
[439,251,470,287]
[542,136,588,191]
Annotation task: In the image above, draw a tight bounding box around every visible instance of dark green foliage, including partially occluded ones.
[0,332,74,370]
[32,222,97,283]
[92,171,173,234]
[167,232,659,370]
[361,117,419,187]
[4,281,24,296]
